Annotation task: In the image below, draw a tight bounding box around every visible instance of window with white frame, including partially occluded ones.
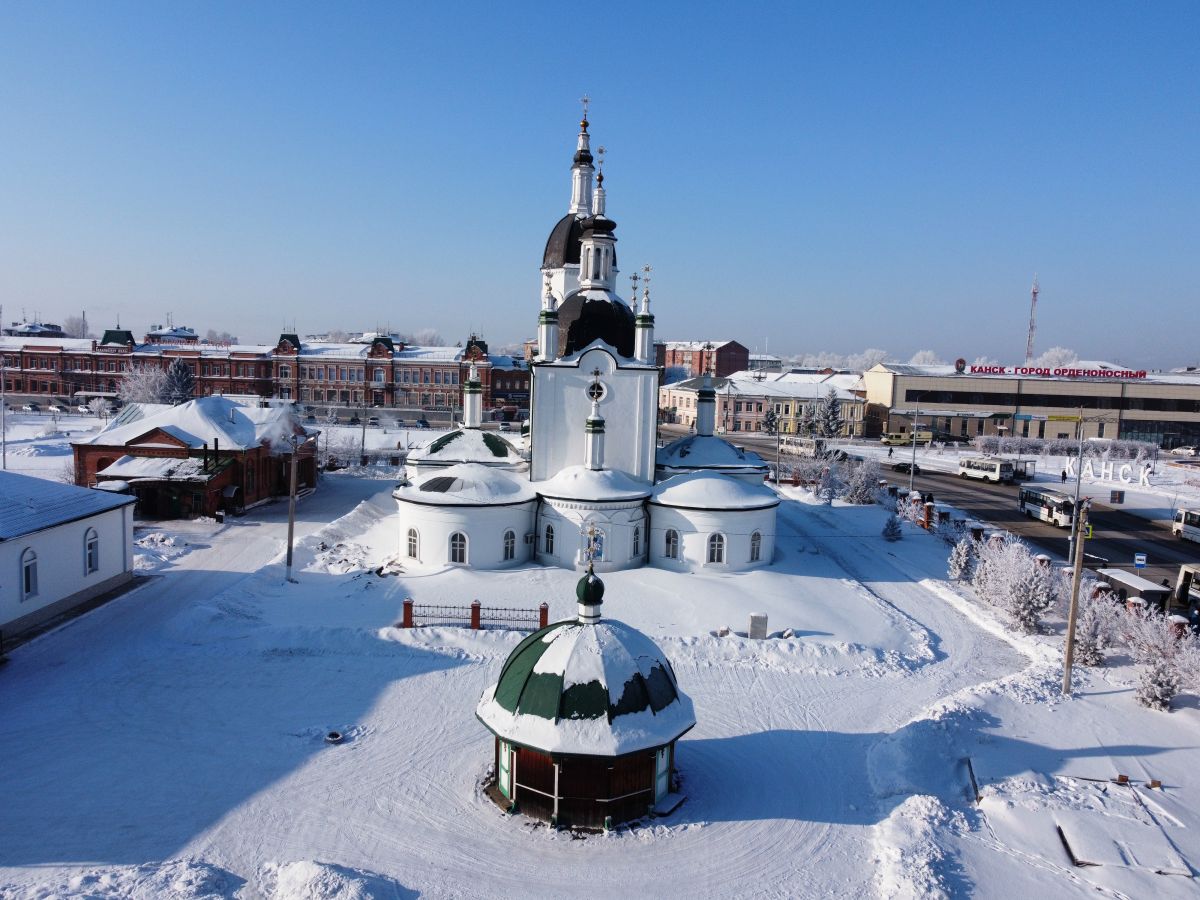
[450,532,467,564]
[664,529,679,559]
[750,531,762,562]
[85,528,99,574]
[21,548,38,599]
[544,523,554,555]
[706,533,725,564]
[503,530,516,561]
[407,528,419,559]
[632,525,641,557]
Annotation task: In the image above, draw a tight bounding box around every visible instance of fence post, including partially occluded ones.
[471,600,481,630]
[402,598,413,629]
[539,602,549,629]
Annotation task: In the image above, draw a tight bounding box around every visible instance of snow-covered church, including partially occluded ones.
[394,108,778,572]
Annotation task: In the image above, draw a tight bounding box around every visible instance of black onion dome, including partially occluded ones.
[574,145,593,165]
[543,214,584,269]
[576,565,605,607]
[557,291,636,358]
[580,214,617,236]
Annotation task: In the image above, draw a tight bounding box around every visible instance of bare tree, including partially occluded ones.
[87,397,111,419]
[117,364,168,404]
[400,328,446,347]
[62,315,95,339]
[204,328,239,344]
[1032,346,1078,369]
[908,349,946,366]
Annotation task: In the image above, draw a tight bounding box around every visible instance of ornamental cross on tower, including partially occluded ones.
[580,94,590,125]
[586,367,604,401]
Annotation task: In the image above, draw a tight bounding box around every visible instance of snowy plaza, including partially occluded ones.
[1,464,1197,898]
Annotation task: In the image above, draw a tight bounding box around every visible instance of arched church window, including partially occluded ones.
[84,528,99,574]
[707,533,725,564]
[544,524,554,555]
[632,525,641,557]
[450,532,467,565]
[407,528,419,559]
[21,548,39,599]
[664,529,679,560]
[503,530,516,561]
[750,531,762,562]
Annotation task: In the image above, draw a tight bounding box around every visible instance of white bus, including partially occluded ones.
[1018,487,1075,528]
[958,456,1015,483]
[1172,508,1200,543]
[880,431,932,446]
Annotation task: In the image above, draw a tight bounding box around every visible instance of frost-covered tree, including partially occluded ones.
[163,358,195,405]
[1072,583,1122,667]
[816,388,843,439]
[1009,563,1054,634]
[796,402,816,437]
[970,533,1054,633]
[816,462,844,505]
[87,397,111,419]
[948,536,975,582]
[61,315,95,339]
[762,407,779,436]
[882,514,903,542]
[1032,346,1078,369]
[841,458,880,505]
[204,328,239,344]
[117,364,168,405]
[1124,610,1185,710]
[908,350,946,366]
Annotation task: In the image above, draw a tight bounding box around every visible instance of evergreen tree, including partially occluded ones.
[816,388,843,439]
[762,407,779,436]
[882,514,903,541]
[163,358,195,405]
[797,402,816,437]
[1125,610,1186,711]
[841,458,880,505]
[948,536,975,582]
[1073,583,1120,667]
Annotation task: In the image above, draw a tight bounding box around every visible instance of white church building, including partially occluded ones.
[394,107,778,572]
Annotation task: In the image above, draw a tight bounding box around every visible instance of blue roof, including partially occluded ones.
[0,471,135,541]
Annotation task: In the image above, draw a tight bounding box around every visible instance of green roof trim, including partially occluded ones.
[481,432,512,458]
[493,625,561,713]
[426,430,464,454]
[559,679,609,720]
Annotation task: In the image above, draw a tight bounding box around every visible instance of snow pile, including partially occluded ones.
[134,530,191,571]
[11,858,242,899]
[257,860,412,899]
[874,795,966,900]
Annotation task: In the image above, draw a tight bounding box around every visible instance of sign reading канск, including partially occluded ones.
[967,365,1148,379]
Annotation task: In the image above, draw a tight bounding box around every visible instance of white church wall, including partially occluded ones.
[531,347,657,482]
[647,505,776,573]
[397,501,536,570]
[536,498,648,572]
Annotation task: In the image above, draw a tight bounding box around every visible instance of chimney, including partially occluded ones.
[203,441,209,470]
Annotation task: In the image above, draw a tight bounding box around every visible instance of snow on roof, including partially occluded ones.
[407,429,524,467]
[0,336,96,352]
[663,340,736,350]
[656,434,768,472]
[476,618,696,756]
[666,374,859,402]
[868,361,1200,385]
[650,471,779,510]
[97,455,211,482]
[393,346,464,362]
[0,470,134,541]
[534,465,652,502]
[395,463,537,506]
[81,396,300,452]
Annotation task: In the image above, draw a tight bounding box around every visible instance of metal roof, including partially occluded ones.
[0,471,134,541]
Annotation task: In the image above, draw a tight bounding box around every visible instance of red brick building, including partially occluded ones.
[657,340,749,382]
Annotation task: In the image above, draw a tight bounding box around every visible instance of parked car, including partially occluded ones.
[498,421,511,431]
[367,416,380,427]
[48,404,67,413]
[892,461,922,474]
[1169,446,1198,457]
[415,419,430,429]
[395,418,406,426]
[75,404,91,413]
[21,403,40,412]
[348,415,362,426]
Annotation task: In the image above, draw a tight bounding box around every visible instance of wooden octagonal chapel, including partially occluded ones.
[476,567,695,829]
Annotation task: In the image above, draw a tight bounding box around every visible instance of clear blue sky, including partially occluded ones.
[1,2,1196,367]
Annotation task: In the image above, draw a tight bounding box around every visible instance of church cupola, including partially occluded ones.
[537,275,559,362]
[463,362,483,428]
[578,167,618,292]
[576,563,604,624]
[584,385,606,471]
[633,267,655,365]
[696,371,717,436]
[568,99,595,216]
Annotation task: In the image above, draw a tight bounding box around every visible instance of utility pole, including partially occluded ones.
[1062,501,1089,695]
[909,408,921,495]
[284,434,300,584]
[1066,408,1086,565]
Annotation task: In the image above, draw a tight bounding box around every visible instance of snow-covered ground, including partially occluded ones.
[1,462,1197,897]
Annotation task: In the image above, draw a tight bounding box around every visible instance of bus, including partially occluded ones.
[1018,487,1075,528]
[1172,508,1200,544]
[958,456,1015,483]
[880,431,933,446]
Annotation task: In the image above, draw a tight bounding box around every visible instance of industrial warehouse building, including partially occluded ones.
[863,361,1200,449]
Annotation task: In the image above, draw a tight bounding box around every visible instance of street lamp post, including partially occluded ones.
[284,433,300,584]
[909,408,921,495]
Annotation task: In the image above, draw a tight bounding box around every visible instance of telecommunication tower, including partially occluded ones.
[1024,275,1040,364]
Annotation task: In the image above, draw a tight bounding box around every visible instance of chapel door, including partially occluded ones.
[654,746,670,803]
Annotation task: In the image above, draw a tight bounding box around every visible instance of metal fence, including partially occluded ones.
[400,598,548,631]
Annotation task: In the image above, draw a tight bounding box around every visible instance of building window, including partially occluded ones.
[450,532,467,564]
[665,528,679,559]
[83,527,100,574]
[279,365,290,379]
[750,531,762,562]
[407,528,419,559]
[503,529,516,561]
[374,369,385,383]
[707,533,725,564]
[544,524,554,555]
[632,525,641,557]
[21,548,38,599]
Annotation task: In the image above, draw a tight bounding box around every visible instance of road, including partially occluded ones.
[658,425,1200,584]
